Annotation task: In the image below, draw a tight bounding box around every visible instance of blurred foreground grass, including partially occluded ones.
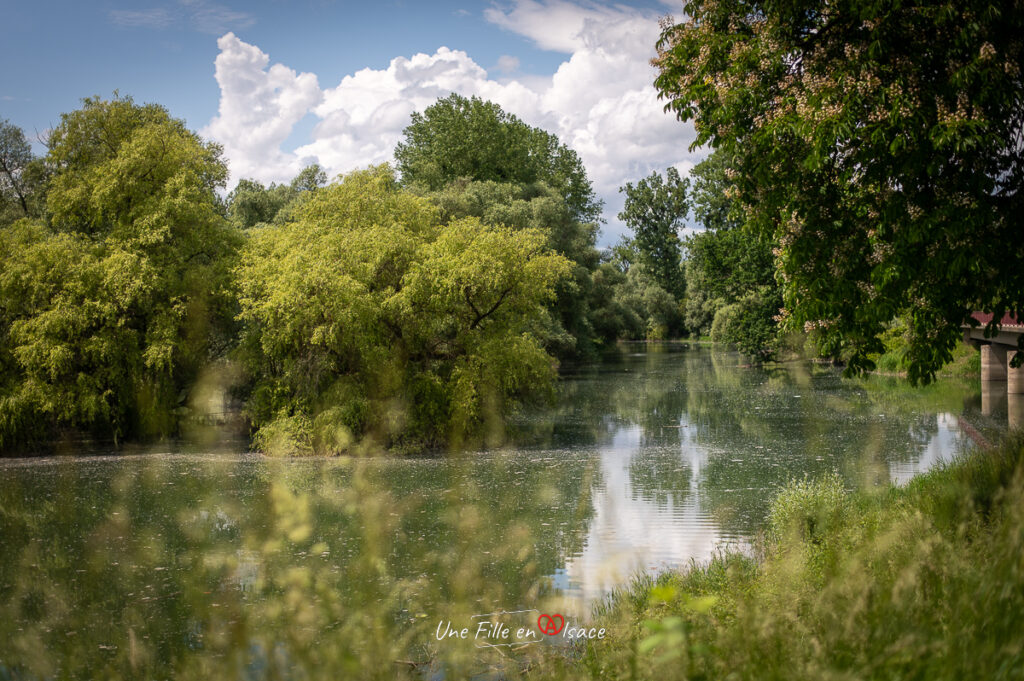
[0,455,592,680]
[2,431,1021,680]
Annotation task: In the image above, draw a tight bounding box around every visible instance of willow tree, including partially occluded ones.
[655,0,1024,382]
[0,96,239,449]
[236,166,570,454]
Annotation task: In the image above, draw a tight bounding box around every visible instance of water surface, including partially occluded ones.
[0,344,985,678]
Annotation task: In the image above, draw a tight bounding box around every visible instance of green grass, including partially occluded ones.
[937,341,981,379]
[684,336,715,346]
[870,326,981,380]
[549,433,1024,680]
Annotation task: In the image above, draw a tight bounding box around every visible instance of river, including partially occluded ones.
[0,343,989,678]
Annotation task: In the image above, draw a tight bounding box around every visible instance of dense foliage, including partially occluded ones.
[0,119,47,223]
[618,167,688,300]
[684,150,781,358]
[395,95,634,359]
[395,94,601,224]
[235,166,570,454]
[423,179,604,357]
[1,95,591,453]
[0,97,240,449]
[602,257,683,341]
[226,164,327,229]
[604,170,689,341]
[654,0,1024,382]
[608,153,781,353]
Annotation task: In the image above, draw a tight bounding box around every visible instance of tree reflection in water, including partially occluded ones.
[0,344,981,678]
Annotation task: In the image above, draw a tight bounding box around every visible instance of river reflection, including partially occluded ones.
[0,344,984,678]
[560,425,739,605]
[511,343,982,606]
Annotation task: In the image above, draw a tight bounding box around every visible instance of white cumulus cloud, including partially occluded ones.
[494,55,521,74]
[204,33,322,183]
[202,1,703,243]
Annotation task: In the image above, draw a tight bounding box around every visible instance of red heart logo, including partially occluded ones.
[537,613,565,636]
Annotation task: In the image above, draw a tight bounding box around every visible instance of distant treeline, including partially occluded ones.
[0,94,775,454]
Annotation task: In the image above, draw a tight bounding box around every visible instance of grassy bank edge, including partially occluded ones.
[554,432,1024,680]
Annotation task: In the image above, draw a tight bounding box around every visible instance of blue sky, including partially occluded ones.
[1,0,701,244]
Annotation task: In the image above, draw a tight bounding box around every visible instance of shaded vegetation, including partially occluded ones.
[684,149,781,361]
[224,164,327,230]
[654,0,1024,382]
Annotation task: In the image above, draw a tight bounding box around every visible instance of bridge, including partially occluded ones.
[963,312,1024,429]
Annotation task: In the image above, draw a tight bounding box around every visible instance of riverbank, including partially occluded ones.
[553,432,1024,680]
[870,337,981,380]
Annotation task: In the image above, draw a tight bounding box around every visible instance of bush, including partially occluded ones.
[767,472,847,545]
[709,302,739,345]
[709,288,779,360]
[684,289,725,337]
[252,411,314,456]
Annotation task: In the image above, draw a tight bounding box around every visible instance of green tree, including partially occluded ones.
[686,228,777,335]
[709,287,781,361]
[226,164,327,230]
[618,167,689,300]
[395,95,628,358]
[613,266,683,340]
[683,150,780,357]
[0,119,32,217]
[226,179,286,229]
[395,94,601,223]
[654,0,1024,382]
[0,120,46,224]
[588,262,646,342]
[290,163,327,193]
[595,238,684,340]
[422,178,609,357]
[236,166,571,454]
[689,145,743,233]
[0,96,240,449]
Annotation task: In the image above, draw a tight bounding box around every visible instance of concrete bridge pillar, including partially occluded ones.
[982,380,1008,418]
[1009,351,1024,394]
[1010,393,1024,431]
[982,344,1008,381]
[1009,351,1024,430]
